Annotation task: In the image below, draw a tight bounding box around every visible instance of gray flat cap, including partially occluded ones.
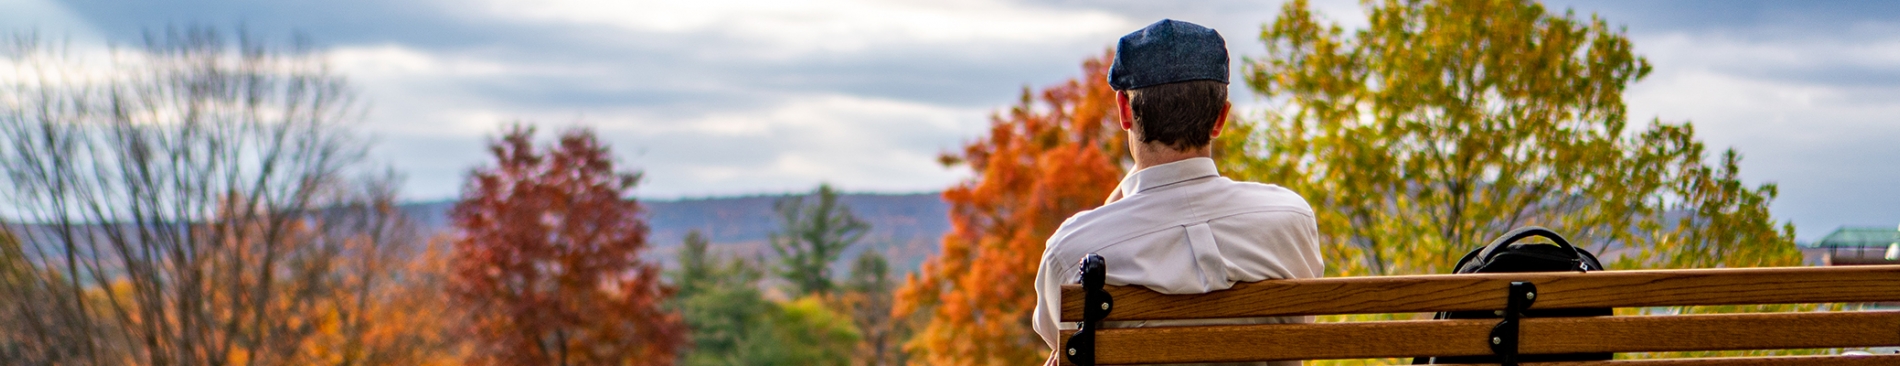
[1108,19,1229,91]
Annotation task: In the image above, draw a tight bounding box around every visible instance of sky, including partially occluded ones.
[3,0,1897,240]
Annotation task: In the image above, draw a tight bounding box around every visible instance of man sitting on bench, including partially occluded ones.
[1031,19,1325,366]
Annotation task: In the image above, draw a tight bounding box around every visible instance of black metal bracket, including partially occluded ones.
[1066,253,1111,366]
[1489,281,1537,366]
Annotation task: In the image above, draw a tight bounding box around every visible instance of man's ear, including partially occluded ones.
[1115,91,1134,131]
[1210,101,1231,138]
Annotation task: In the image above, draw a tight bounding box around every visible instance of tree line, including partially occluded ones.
[3,0,1811,364]
[1,27,454,365]
[0,27,904,365]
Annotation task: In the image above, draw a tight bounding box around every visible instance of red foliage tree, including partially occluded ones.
[449,125,687,365]
[894,53,1127,365]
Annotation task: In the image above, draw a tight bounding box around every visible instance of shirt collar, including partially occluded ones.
[1117,157,1221,197]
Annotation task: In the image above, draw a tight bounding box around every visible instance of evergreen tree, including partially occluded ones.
[674,231,718,297]
[671,232,772,366]
[770,184,870,297]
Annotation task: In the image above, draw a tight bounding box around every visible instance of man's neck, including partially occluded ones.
[1130,142,1212,172]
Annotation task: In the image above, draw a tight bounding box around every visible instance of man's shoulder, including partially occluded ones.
[1065,178,1311,225]
[1198,178,1315,214]
[1044,178,1312,256]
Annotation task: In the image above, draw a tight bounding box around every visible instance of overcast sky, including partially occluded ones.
[4,0,1897,240]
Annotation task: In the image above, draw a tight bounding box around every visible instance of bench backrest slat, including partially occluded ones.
[1347,354,1900,366]
[1059,265,1900,322]
[1057,311,1900,365]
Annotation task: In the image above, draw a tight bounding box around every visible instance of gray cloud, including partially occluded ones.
[1549,0,1900,239]
[21,0,1900,239]
[41,0,1135,199]
[1545,0,1900,37]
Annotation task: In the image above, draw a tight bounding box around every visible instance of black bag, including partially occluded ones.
[1413,226,1612,364]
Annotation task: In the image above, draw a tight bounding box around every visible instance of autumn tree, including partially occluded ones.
[449,125,686,365]
[0,228,82,363]
[770,183,869,297]
[0,27,440,365]
[895,53,1126,365]
[294,195,469,366]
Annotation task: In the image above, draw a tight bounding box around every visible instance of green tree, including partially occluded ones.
[1229,0,1797,278]
[842,251,906,365]
[671,230,861,366]
[671,230,774,366]
[758,297,861,366]
[673,231,722,298]
[770,184,870,297]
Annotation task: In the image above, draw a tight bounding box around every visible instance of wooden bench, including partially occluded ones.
[1058,254,1900,365]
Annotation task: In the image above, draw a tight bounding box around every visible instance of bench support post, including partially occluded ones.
[1067,253,1112,366]
[1490,281,1537,366]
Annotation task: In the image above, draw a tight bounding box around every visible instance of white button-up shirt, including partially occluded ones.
[1032,157,1324,360]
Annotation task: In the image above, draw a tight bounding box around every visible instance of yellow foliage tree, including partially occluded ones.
[296,234,468,365]
[1226,0,1807,362]
[1227,0,1798,278]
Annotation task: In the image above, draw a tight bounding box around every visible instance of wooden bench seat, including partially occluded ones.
[1057,259,1900,365]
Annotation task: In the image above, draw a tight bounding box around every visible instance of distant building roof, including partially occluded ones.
[1805,226,1900,249]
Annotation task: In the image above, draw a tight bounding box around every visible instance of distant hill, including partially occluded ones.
[401,192,951,276]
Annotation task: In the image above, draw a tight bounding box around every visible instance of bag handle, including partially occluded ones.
[1461,226,1585,273]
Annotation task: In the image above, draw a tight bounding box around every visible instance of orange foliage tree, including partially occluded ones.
[894,53,1127,365]
[449,125,687,365]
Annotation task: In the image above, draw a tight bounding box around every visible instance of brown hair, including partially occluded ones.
[1126,79,1227,150]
